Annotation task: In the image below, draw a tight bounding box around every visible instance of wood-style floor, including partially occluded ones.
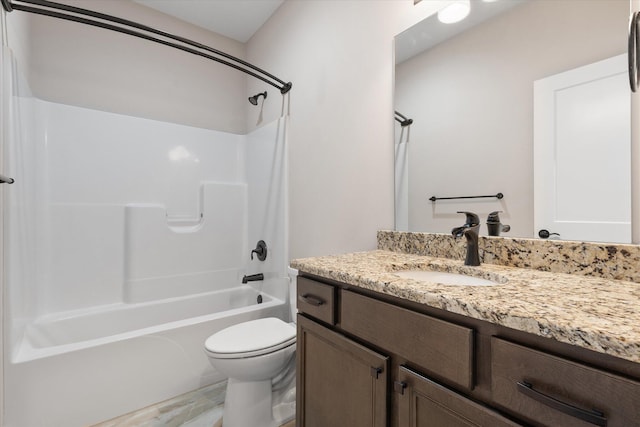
[214,420,294,427]
[92,381,296,426]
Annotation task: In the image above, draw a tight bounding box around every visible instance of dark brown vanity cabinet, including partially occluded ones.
[295,274,640,427]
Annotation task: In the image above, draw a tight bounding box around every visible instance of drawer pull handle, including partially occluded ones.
[517,381,607,427]
[299,294,325,306]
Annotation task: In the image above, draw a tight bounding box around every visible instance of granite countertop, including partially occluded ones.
[290,250,640,364]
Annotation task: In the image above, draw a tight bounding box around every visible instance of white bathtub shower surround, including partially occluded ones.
[4,96,291,426]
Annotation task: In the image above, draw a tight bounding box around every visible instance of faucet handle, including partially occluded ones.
[487,211,502,222]
[251,240,268,261]
[456,211,480,227]
[486,211,510,236]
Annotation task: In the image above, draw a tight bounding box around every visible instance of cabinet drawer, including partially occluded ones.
[341,290,474,390]
[297,277,336,325]
[397,366,522,427]
[491,337,640,427]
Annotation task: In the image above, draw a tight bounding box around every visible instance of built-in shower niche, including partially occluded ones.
[124,182,247,303]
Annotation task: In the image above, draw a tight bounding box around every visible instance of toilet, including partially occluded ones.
[204,269,298,427]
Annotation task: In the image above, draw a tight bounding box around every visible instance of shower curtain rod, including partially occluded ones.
[394,110,413,127]
[0,0,293,94]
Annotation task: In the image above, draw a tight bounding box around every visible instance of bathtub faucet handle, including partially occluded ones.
[251,240,267,261]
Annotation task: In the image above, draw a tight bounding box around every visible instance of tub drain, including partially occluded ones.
[257,294,263,304]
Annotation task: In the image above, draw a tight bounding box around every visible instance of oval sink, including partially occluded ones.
[393,270,500,286]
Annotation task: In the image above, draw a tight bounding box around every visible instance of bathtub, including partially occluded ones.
[5,284,288,427]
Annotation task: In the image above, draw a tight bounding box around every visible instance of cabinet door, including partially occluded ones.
[297,314,389,427]
[397,366,522,427]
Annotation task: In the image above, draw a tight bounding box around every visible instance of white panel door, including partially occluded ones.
[534,54,631,243]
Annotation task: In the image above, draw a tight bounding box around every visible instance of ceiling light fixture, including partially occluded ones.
[438,0,471,24]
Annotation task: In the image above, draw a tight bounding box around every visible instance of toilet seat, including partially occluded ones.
[205,317,296,359]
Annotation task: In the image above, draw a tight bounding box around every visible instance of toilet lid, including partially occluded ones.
[205,317,296,358]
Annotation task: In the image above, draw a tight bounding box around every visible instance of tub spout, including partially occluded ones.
[242,273,264,284]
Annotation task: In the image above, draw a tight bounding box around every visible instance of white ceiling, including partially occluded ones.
[133,0,285,43]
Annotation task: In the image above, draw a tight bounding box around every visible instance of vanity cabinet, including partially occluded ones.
[295,274,640,427]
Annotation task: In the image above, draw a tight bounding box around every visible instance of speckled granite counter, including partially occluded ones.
[290,249,640,364]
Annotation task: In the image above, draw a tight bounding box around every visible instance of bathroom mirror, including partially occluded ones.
[394,0,631,243]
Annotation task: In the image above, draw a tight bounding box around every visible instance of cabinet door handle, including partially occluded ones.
[517,381,607,427]
[394,381,407,395]
[299,294,325,306]
[370,367,383,379]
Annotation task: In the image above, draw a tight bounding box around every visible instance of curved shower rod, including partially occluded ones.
[0,0,293,94]
[394,110,413,127]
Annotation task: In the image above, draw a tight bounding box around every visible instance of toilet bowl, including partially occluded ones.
[205,317,296,427]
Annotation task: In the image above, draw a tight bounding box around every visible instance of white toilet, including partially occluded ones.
[204,270,298,427]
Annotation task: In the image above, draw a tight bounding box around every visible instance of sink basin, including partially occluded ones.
[393,270,500,286]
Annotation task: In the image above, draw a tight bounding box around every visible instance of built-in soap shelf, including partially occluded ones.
[166,213,204,231]
[126,203,206,232]
[130,181,228,232]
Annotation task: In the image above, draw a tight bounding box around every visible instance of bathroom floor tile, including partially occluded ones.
[91,381,295,427]
[91,382,226,427]
[212,419,294,427]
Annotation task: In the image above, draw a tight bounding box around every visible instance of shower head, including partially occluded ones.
[248,91,267,105]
